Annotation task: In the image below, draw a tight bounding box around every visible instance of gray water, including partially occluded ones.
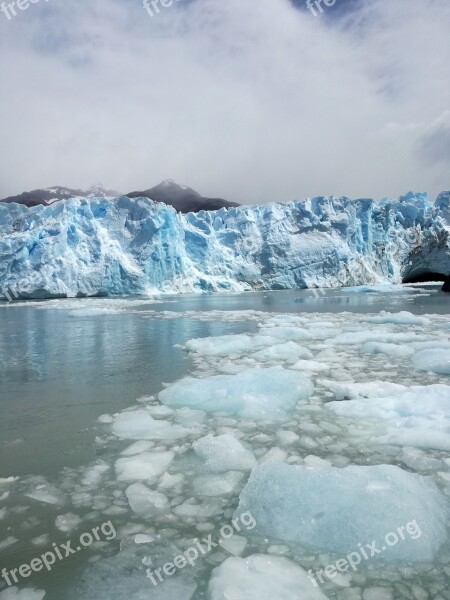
[0,284,448,599]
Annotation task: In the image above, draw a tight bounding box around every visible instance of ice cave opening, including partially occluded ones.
[402,271,448,284]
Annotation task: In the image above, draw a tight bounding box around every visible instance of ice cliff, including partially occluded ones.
[0,191,449,299]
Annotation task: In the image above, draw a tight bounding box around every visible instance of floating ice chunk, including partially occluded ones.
[304,328,343,340]
[115,452,174,482]
[55,513,82,534]
[159,367,314,421]
[121,441,155,456]
[97,414,114,423]
[0,508,6,520]
[146,405,175,418]
[399,448,443,471]
[220,535,248,556]
[290,360,330,372]
[186,334,256,356]
[258,327,313,341]
[112,410,189,441]
[235,463,448,562]
[412,349,450,376]
[65,537,197,600]
[23,478,66,506]
[134,534,154,544]
[260,447,288,464]
[125,483,170,517]
[252,342,313,362]
[208,554,330,600]
[158,472,184,490]
[361,342,415,358]
[81,463,110,487]
[0,587,46,600]
[362,588,393,600]
[174,407,206,426]
[276,431,299,445]
[192,471,244,496]
[321,380,405,400]
[193,434,257,472]
[0,536,18,551]
[31,534,50,546]
[333,331,421,345]
[328,384,450,451]
[0,477,18,485]
[265,315,308,326]
[363,311,430,326]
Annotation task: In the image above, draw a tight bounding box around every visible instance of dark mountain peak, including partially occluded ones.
[126,180,239,213]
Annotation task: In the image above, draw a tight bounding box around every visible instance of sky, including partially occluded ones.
[0,0,449,204]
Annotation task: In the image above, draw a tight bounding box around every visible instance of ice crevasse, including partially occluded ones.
[0,191,449,299]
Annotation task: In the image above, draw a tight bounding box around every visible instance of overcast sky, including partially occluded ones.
[0,0,449,204]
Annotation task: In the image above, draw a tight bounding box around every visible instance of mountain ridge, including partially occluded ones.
[0,180,239,213]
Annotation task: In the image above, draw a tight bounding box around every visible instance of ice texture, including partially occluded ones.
[1,191,449,299]
[327,383,450,450]
[235,463,448,562]
[412,349,450,375]
[208,555,330,600]
[158,367,314,420]
[193,434,257,472]
[115,451,174,482]
[66,537,197,600]
[125,483,170,516]
[112,409,189,440]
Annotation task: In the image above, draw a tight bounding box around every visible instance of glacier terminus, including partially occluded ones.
[0,191,449,300]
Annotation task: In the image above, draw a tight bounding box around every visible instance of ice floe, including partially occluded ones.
[159,367,314,420]
[115,451,174,482]
[112,410,190,441]
[236,463,448,561]
[327,383,450,450]
[412,348,450,375]
[209,555,330,600]
[193,434,257,472]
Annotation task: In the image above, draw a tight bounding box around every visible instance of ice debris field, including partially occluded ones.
[1,302,450,599]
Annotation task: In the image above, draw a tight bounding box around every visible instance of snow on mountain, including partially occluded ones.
[0,184,121,207]
[126,179,239,213]
[0,191,449,300]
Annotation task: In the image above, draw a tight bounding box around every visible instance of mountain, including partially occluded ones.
[0,190,449,300]
[0,180,238,213]
[126,180,239,213]
[0,185,120,207]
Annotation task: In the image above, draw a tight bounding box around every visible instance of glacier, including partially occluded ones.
[0,191,449,299]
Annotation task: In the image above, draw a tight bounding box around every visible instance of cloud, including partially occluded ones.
[0,0,449,203]
[419,111,450,165]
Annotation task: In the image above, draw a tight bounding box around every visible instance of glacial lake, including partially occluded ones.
[0,284,449,599]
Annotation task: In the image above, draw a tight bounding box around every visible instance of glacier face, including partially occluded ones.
[0,191,449,299]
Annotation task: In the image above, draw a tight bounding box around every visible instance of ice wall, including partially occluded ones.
[0,191,449,299]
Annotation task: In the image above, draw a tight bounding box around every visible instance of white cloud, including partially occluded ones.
[0,0,449,203]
